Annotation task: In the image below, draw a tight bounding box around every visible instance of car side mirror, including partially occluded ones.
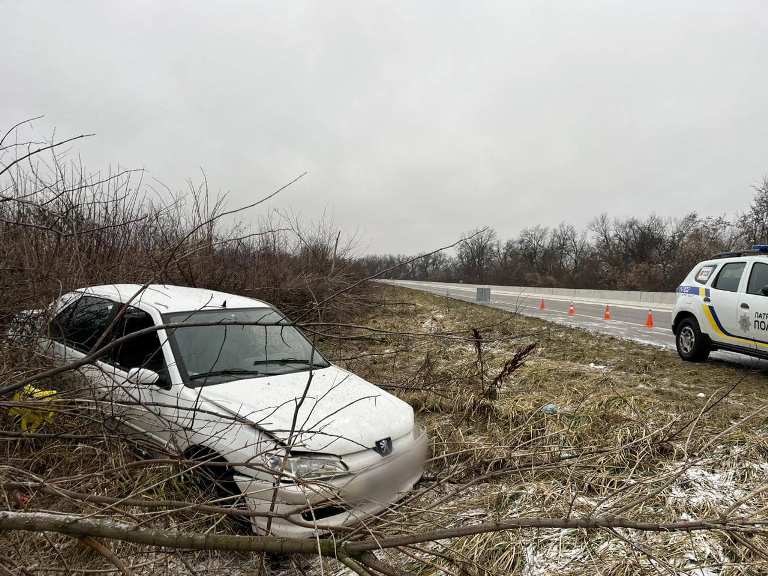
[126,367,160,386]
[762,285,768,297]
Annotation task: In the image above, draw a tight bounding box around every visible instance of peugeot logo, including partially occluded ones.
[373,437,393,457]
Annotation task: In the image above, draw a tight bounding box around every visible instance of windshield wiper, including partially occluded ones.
[189,369,263,381]
[252,358,326,366]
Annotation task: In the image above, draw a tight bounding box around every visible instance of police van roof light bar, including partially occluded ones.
[712,246,768,259]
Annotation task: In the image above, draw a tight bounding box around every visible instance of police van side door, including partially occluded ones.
[738,261,768,350]
[707,261,747,344]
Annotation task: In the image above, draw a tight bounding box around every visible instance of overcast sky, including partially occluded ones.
[3,1,767,254]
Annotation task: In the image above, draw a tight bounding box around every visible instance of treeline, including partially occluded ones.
[362,182,768,292]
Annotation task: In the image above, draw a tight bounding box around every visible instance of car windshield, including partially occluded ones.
[164,308,329,386]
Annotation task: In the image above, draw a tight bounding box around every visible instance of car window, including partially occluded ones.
[712,262,746,293]
[50,296,117,352]
[694,264,716,284]
[747,262,768,296]
[111,307,167,375]
[164,308,329,386]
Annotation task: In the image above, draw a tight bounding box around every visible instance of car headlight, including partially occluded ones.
[267,453,348,481]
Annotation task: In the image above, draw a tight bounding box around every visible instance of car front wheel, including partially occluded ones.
[676,318,710,362]
[184,447,246,512]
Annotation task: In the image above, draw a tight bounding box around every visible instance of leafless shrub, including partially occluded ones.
[0,126,366,333]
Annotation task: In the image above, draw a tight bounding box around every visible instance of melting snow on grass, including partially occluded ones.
[669,464,746,507]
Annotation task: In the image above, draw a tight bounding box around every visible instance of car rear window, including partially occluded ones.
[712,262,746,293]
[50,295,117,352]
[694,264,716,284]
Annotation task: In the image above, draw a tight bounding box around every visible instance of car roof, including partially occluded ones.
[73,284,270,314]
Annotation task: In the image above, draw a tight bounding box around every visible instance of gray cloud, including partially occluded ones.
[3,1,767,253]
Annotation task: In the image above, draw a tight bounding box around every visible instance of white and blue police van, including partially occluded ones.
[673,245,768,362]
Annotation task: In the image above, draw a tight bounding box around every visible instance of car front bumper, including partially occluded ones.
[236,427,428,538]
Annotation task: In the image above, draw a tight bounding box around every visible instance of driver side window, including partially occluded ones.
[712,262,746,293]
[112,307,167,377]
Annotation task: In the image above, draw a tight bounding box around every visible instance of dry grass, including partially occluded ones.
[329,286,768,575]
[3,284,768,575]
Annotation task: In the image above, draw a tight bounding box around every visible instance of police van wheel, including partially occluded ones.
[676,318,710,362]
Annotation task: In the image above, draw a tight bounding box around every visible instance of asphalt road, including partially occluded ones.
[387,280,674,347]
[384,280,768,370]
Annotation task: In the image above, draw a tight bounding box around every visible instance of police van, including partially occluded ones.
[673,246,768,362]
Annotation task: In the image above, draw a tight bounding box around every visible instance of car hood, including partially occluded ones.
[198,366,414,455]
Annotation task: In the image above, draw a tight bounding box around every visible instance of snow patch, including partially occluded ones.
[669,465,745,507]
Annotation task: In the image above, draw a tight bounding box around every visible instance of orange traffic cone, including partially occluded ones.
[604,304,612,320]
[539,298,545,310]
[568,302,576,316]
[646,309,654,329]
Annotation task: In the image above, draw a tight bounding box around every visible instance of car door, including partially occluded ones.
[110,306,182,448]
[48,295,122,401]
[706,261,747,344]
[737,261,768,351]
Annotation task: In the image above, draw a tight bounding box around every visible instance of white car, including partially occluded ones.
[32,284,427,537]
[672,246,768,362]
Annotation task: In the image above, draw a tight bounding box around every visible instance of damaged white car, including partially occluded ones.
[34,284,427,537]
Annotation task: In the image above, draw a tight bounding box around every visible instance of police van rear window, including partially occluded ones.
[695,265,716,284]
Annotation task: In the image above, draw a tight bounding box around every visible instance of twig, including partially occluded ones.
[78,536,133,576]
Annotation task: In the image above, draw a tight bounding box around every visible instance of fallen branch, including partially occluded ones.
[1,510,766,560]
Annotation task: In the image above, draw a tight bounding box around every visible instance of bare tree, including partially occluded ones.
[738,177,768,245]
[456,227,498,283]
